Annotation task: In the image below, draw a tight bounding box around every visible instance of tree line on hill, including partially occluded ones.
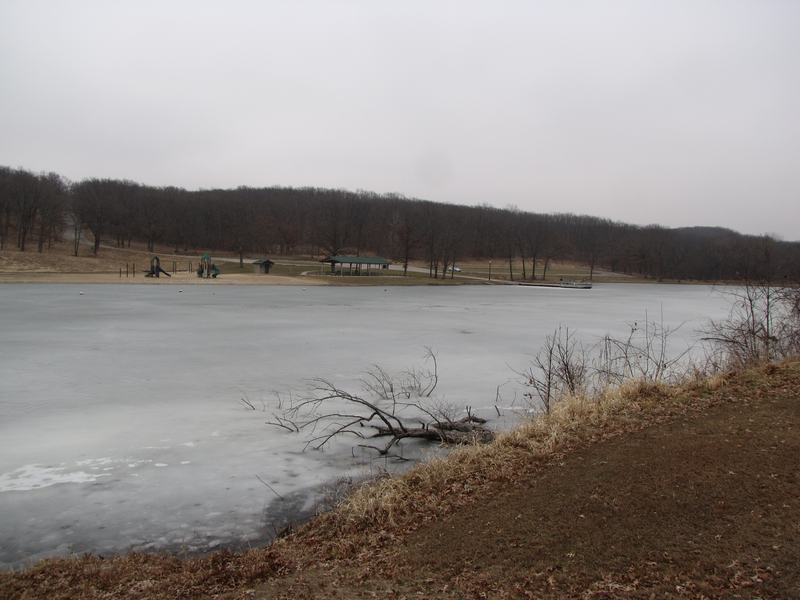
[1,165,798,282]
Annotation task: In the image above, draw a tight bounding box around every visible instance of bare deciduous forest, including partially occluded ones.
[1,165,798,282]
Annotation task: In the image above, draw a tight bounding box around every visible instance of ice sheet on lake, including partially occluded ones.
[0,464,110,492]
[0,283,731,570]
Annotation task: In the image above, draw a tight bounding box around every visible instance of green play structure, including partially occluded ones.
[197,254,220,278]
[145,256,171,278]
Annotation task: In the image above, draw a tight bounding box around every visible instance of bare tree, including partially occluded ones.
[65,190,85,257]
[701,235,800,367]
[440,223,462,279]
[71,178,129,255]
[593,317,691,386]
[268,192,306,256]
[36,172,68,252]
[522,317,692,413]
[137,186,166,252]
[391,206,422,276]
[422,205,445,278]
[522,327,587,413]
[540,232,569,281]
[9,168,46,252]
[314,192,353,257]
[702,280,800,368]
[162,188,191,253]
[501,210,518,281]
[0,166,13,250]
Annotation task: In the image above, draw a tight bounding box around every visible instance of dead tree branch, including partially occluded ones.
[266,351,492,455]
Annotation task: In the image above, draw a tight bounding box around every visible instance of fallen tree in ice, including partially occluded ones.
[265,349,494,455]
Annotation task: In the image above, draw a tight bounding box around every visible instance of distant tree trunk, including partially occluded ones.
[391,210,421,277]
[72,221,83,257]
[517,237,527,279]
[0,207,8,250]
[37,220,46,253]
[11,169,45,252]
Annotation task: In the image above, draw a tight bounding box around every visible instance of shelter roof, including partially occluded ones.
[253,259,275,265]
[320,256,391,265]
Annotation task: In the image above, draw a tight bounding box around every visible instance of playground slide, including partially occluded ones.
[156,266,171,277]
[196,259,221,278]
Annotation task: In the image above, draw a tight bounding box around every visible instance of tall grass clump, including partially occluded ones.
[519,317,690,414]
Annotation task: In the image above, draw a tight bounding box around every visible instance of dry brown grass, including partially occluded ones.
[0,236,198,275]
[0,549,290,599]
[0,248,124,273]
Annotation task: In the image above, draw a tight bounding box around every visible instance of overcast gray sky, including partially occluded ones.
[1,1,798,239]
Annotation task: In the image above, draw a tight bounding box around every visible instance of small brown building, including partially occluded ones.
[253,259,275,275]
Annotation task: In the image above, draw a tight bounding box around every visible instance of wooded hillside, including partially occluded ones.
[2,165,798,282]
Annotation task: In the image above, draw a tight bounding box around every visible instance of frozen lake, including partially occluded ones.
[0,283,731,569]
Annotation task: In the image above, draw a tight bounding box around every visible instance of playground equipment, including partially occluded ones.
[145,256,171,278]
[197,254,220,278]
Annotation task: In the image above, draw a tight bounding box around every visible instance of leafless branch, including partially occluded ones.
[265,350,493,456]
